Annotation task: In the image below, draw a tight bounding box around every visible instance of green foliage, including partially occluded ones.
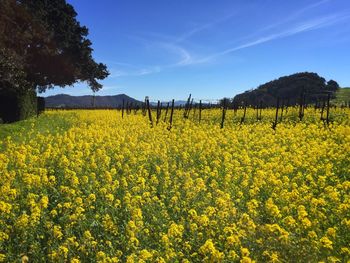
[0,0,109,93]
[18,0,109,92]
[0,89,37,123]
[18,89,37,120]
[0,110,75,148]
[233,72,340,106]
[0,0,109,122]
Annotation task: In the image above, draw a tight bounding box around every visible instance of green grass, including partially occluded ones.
[332,87,350,105]
[0,111,75,150]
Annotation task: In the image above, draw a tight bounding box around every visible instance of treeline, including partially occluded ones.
[232,72,340,107]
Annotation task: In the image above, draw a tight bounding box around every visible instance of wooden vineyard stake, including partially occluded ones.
[299,92,305,121]
[240,102,247,125]
[220,100,227,129]
[280,99,284,122]
[122,99,125,118]
[285,98,290,114]
[126,101,129,115]
[128,102,132,114]
[156,100,161,124]
[259,101,263,120]
[184,94,191,118]
[163,102,170,122]
[326,93,330,125]
[320,97,326,121]
[199,100,202,123]
[142,98,147,116]
[272,97,280,130]
[193,103,197,119]
[187,98,194,118]
[168,99,175,130]
[146,98,153,127]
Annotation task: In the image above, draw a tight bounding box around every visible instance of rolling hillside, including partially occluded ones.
[332,87,350,105]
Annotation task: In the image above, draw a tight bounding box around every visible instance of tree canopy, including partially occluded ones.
[0,0,109,94]
[232,72,340,106]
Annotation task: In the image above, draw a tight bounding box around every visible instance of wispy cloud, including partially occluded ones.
[107,2,350,79]
[199,13,350,62]
[262,0,332,32]
[174,12,237,43]
[108,66,162,78]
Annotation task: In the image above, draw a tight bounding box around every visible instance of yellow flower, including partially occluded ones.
[199,239,224,262]
[139,249,152,260]
[53,225,63,240]
[320,236,333,250]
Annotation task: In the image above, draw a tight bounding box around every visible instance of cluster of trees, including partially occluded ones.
[231,72,340,107]
[0,0,108,122]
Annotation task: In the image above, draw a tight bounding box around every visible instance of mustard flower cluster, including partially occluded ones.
[0,108,349,262]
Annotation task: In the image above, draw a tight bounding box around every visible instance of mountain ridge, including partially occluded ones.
[45,94,142,108]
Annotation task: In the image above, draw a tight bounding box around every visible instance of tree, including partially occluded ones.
[219,97,231,108]
[232,72,340,107]
[326,80,340,92]
[0,0,109,122]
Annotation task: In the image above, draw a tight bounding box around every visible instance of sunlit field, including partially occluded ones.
[0,108,349,262]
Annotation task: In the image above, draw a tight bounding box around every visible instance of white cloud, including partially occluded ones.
[199,13,350,62]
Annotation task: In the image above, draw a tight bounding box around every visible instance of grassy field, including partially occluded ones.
[332,88,350,106]
[0,108,349,262]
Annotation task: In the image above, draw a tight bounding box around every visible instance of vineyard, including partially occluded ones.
[0,107,349,262]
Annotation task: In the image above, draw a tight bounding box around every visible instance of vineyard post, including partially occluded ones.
[142,97,147,116]
[199,100,202,123]
[160,102,163,119]
[326,93,330,125]
[126,101,129,115]
[184,94,191,118]
[122,99,125,118]
[285,98,290,114]
[188,98,194,118]
[280,99,284,122]
[272,97,280,130]
[259,101,263,120]
[156,100,161,124]
[320,97,326,121]
[220,99,227,129]
[240,102,247,125]
[146,98,153,127]
[299,91,304,121]
[163,102,170,122]
[128,102,132,114]
[168,99,175,130]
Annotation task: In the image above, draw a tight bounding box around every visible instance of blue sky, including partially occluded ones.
[43,0,350,101]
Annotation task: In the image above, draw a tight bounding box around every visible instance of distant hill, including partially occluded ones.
[45,94,142,108]
[150,100,188,107]
[232,72,340,106]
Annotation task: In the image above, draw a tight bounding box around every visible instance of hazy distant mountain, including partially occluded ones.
[45,94,142,108]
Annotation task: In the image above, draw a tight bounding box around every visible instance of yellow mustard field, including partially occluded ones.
[0,108,350,262]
